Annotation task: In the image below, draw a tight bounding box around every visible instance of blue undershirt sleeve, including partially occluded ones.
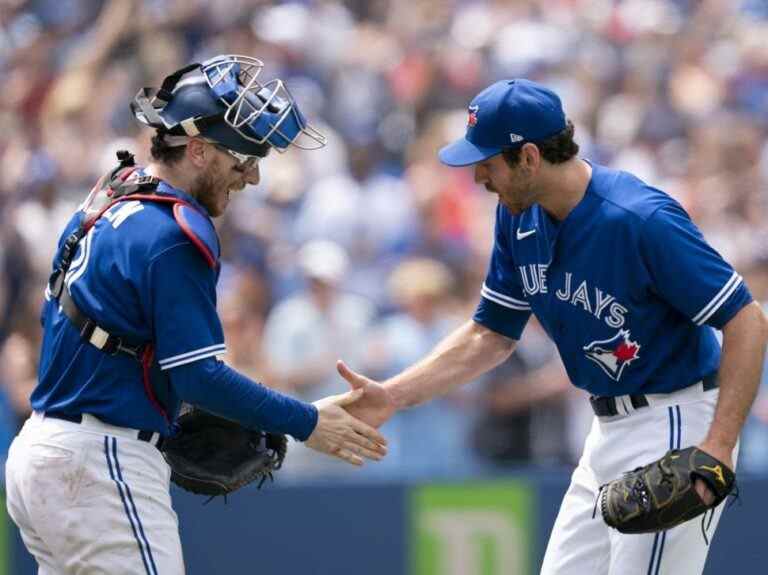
[168,356,319,441]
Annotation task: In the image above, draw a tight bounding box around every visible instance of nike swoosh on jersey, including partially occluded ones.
[516,228,536,240]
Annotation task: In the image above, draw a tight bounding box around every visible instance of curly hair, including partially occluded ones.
[502,120,579,167]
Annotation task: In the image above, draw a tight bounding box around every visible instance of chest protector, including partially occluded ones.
[47,150,219,425]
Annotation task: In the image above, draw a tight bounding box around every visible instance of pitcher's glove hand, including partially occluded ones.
[161,408,287,496]
[600,446,735,534]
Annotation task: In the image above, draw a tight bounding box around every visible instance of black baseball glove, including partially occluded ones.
[600,446,735,535]
[161,408,287,497]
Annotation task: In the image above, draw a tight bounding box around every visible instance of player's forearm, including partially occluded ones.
[384,320,516,409]
[705,301,768,451]
[169,357,318,440]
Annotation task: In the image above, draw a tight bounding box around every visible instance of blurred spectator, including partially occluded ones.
[741,348,768,474]
[262,240,375,401]
[0,332,36,471]
[472,322,575,466]
[263,240,375,477]
[738,268,768,473]
[0,222,33,345]
[218,265,273,384]
[12,150,76,280]
[358,257,481,478]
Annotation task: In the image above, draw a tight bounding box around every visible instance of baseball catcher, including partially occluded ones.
[599,446,736,541]
[55,147,291,497]
[5,52,387,574]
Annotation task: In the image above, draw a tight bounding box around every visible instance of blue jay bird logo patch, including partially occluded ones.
[583,329,641,381]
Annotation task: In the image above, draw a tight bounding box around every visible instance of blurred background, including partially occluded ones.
[1,0,767,573]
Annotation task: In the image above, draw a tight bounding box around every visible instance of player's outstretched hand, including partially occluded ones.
[305,388,388,466]
[336,360,397,428]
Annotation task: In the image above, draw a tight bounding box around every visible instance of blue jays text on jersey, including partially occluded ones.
[474,161,752,397]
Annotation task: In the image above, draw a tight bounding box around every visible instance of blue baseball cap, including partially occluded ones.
[439,79,566,167]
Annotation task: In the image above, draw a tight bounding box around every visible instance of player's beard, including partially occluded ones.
[190,157,231,217]
[498,169,537,214]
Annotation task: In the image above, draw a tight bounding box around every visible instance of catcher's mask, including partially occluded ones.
[131,54,326,155]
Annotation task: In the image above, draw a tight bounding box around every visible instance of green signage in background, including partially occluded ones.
[411,481,534,575]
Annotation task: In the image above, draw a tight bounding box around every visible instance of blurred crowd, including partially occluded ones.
[1,0,768,479]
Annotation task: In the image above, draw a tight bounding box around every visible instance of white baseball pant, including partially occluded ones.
[5,412,184,574]
[540,384,738,575]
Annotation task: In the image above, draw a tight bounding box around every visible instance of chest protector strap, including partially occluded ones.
[47,150,219,425]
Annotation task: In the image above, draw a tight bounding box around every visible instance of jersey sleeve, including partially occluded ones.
[146,242,226,370]
[473,205,532,339]
[639,202,752,329]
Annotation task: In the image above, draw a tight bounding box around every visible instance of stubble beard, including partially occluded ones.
[502,173,536,214]
[190,162,227,217]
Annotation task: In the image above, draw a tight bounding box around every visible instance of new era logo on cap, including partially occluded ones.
[439,79,567,167]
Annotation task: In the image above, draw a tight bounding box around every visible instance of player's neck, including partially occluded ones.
[145,162,197,196]
[538,158,592,221]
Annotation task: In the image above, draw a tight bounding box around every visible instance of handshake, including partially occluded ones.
[304,360,397,466]
[163,361,398,497]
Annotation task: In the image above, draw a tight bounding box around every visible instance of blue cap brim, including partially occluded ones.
[438,138,503,167]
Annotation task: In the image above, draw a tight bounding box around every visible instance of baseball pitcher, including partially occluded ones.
[338,79,768,574]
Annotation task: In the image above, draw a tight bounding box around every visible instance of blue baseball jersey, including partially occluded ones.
[474,161,752,397]
[32,178,225,433]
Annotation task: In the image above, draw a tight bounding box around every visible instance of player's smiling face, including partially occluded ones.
[474,153,537,214]
[191,144,261,217]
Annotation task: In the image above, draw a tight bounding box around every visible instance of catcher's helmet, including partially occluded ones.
[131,55,325,156]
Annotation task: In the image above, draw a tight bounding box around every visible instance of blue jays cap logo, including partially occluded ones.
[583,329,641,381]
[467,105,479,127]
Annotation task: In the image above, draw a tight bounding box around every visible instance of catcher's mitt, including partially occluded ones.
[600,446,735,535]
[161,408,287,497]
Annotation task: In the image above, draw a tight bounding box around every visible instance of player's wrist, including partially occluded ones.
[382,380,408,410]
[697,438,735,469]
[299,402,320,441]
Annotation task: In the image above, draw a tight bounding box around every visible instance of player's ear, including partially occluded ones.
[186,138,210,169]
[520,142,541,172]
